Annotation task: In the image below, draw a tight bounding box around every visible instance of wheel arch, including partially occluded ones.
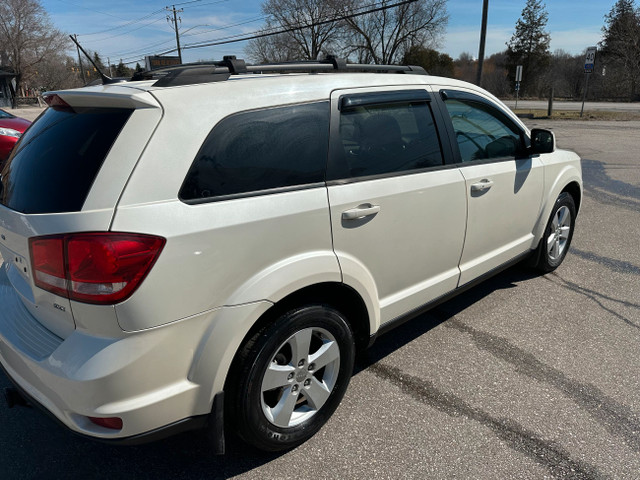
[228,282,372,377]
[532,163,583,245]
[562,180,582,213]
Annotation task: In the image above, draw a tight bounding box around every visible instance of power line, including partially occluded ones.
[86,17,166,44]
[180,0,418,52]
[99,0,416,67]
[77,8,166,37]
[55,0,124,20]
[88,0,233,60]
[95,15,255,60]
[179,16,265,39]
[180,0,231,9]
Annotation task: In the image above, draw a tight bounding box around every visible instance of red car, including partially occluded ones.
[0,109,31,168]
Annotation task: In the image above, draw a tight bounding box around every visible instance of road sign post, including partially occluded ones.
[581,47,597,117]
[515,65,523,109]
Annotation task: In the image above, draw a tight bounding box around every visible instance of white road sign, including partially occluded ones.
[584,47,596,73]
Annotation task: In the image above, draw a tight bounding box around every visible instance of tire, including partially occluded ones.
[226,305,355,451]
[532,192,576,272]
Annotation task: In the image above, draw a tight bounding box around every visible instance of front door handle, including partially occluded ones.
[470,179,494,193]
[342,204,381,220]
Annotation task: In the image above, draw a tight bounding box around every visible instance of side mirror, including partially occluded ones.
[531,128,555,154]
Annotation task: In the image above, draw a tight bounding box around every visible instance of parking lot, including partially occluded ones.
[1,118,639,479]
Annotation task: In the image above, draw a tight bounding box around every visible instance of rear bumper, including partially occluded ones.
[0,263,268,444]
[0,308,206,440]
[2,364,221,449]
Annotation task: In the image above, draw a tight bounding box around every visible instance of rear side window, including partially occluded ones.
[180,102,329,202]
[0,107,132,214]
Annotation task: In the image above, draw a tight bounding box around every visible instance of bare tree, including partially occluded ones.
[246,32,305,63]
[0,0,68,105]
[453,52,476,84]
[246,0,345,62]
[481,51,510,98]
[338,0,448,65]
[33,54,83,91]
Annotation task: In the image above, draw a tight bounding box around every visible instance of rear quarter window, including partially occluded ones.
[180,102,329,202]
[0,107,132,214]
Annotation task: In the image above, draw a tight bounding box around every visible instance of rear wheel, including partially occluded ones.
[532,192,576,272]
[227,305,355,451]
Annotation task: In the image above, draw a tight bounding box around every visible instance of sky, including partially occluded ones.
[40,0,618,67]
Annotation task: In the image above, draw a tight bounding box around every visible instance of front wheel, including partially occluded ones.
[532,192,576,272]
[227,305,355,451]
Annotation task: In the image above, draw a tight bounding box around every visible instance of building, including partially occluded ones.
[0,68,16,108]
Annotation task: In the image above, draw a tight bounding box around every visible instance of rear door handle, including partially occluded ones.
[342,204,381,220]
[470,179,494,193]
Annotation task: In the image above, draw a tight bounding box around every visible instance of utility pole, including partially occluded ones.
[476,0,489,87]
[166,5,183,64]
[74,34,86,83]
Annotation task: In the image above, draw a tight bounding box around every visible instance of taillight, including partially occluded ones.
[29,233,165,305]
[30,236,67,297]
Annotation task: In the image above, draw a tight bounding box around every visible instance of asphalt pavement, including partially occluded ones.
[1,118,639,479]
[4,106,46,122]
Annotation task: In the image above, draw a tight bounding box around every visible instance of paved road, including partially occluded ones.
[4,106,45,122]
[503,99,640,113]
[1,120,639,479]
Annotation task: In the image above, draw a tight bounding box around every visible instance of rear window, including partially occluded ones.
[0,106,132,214]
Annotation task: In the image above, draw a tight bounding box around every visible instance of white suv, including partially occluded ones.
[0,57,581,452]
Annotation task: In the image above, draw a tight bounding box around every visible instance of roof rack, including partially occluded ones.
[130,55,427,88]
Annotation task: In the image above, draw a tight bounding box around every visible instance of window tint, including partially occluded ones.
[444,99,523,163]
[0,107,132,214]
[180,102,329,201]
[337,100,443,178]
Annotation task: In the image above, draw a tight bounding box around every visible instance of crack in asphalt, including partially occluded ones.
[544,273,640,331]
[442,315,640,458]
[367,360,606,480]
[570,248,640,276]
[366,300,640,478]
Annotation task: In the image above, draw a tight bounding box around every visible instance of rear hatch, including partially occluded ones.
[0,86,161,338]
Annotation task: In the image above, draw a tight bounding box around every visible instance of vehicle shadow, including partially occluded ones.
[0,265,539,480]
[356,264,539,372]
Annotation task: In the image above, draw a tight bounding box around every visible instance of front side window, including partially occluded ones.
[336,100,443,179]
[180,102,329,202]
[444,98,523,163]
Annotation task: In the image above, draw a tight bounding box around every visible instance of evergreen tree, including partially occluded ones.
[114,59,131,78]
[92,52,105,71]
[600,0,640,99]
[506,0,551,96]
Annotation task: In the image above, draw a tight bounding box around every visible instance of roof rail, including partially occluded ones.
[133,56,428,88]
